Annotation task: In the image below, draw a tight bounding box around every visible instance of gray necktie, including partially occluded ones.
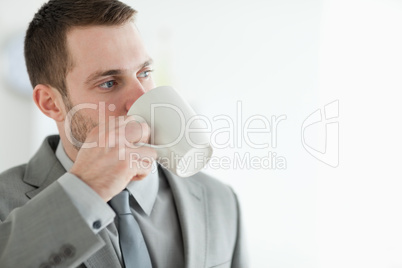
[109,190,152,268]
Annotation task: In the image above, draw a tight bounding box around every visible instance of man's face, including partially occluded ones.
[64,22,155,148]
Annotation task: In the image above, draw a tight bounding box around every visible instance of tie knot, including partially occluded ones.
[109,190,131,215]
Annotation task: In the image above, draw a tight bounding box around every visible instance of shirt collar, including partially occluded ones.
[56,141,74,172]
[126,162,159,216]
[55,141,159,216]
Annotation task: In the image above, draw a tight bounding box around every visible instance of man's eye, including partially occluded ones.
[99,80,117,89]
[137,70,153,78]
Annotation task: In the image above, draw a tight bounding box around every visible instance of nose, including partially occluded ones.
[125,79,146,112]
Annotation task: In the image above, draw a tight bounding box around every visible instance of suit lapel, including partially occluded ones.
[23,135,66,199]
[162,167,208,268]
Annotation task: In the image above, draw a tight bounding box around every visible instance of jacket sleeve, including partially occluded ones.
[0,179,108,268]
[231,192,250,268]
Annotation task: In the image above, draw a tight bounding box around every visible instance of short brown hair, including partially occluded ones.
[24,0,136,97]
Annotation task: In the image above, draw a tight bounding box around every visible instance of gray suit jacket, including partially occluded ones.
[0,136,248,268]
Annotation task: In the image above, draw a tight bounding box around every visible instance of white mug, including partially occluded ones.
[127,86,213,177]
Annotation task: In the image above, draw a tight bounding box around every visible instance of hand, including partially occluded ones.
[69,116,157,202]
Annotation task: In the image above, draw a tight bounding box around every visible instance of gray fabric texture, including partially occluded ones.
[0,135,249,268]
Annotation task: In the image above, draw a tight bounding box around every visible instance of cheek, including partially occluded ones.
[102,100,128,117]
[143,78,156,92]
[67,92,95,110]
[76,103,118,126]
[84,109,102,124]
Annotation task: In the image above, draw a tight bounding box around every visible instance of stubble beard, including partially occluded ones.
[64,96,98,151]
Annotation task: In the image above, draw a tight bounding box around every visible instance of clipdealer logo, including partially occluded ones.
[63,99,340,170]
[301,100,339,168]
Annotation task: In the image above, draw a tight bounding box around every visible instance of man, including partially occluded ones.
[0,0,248,267]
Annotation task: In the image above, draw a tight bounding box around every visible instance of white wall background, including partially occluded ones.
[1,0,401,267]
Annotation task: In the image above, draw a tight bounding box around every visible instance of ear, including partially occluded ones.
[33,84,67,122]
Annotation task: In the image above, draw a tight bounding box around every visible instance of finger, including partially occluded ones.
[131,162,154,181]
[125,146,157,164]
[127,150,156,181]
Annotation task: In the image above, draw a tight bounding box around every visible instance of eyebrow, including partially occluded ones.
[84,59,154,86]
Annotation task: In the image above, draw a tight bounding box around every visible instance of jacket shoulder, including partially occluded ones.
[0,163,27,179]
[0,163,28,188]
[190,172,235,196]
[0,164,34,219]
